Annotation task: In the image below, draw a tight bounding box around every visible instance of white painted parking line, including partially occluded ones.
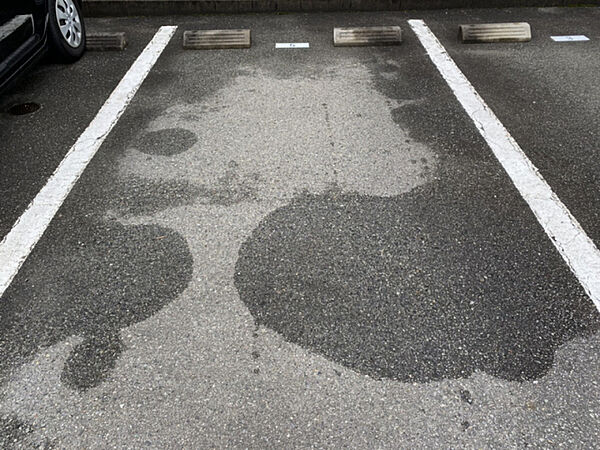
[551,35,590,42]
[275,43,310,48]
[408,19,600,313]
[0,25,177,299]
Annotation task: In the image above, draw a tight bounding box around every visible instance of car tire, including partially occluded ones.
[47,0,85,63]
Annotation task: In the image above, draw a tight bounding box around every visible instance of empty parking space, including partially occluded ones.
[0,19,159,243]
[1,9,599,447]
[424,8,600,246]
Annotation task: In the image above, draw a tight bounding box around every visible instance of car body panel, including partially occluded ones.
[0,0,82,94]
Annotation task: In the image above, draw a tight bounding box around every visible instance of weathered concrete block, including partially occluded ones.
[183,29,251,49]
[333,26,402,47]
[459,23,531,43]
[86,32,127,50]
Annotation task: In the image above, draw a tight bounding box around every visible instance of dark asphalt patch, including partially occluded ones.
[234,184,600,383]
[105,177,201,217]
[0,415,55,448]
[61,334,124,390]
[0,416,32,449]
[100,168,259,218]
[134,128,197,156]
[0,220,193,390]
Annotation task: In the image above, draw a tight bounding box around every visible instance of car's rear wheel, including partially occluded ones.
[47,0,85,63]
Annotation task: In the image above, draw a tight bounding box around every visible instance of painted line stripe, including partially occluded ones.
[408,19,600,313]
[551,35,589,42]
[275,43,310,48]
[0,25,177,299]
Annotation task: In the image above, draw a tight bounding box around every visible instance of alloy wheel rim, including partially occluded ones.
[55,0,82,48]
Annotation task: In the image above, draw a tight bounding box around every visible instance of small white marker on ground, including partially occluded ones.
[0,25,178,299]
[408,19,600,313]
[275,43,310,49]
[551,35,590,42]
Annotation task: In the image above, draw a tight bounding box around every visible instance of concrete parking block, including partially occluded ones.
[86,32,128,50]
[183,29,251,49]
[333,26,402,46]
[459,22,531,43]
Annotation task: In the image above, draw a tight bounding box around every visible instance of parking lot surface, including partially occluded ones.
[1,8,599,448]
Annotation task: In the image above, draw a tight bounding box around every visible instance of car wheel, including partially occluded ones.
[47,0,86,63]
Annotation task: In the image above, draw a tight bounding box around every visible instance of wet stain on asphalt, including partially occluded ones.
[234,186,600,383]
[0,415,55,448]
[103,168,260,218]
[135,128,197,156]
[0,220,193,390]
[61,334,124,390]
[105,177,202,217]
[105,177,201,217]
[196,164,260,206]
[0,416,33,448]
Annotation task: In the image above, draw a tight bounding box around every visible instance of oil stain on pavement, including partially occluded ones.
[0,220,193,390]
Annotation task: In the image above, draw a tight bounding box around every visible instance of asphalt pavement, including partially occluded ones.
[0,7,599,448]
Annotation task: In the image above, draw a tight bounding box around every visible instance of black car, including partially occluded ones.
[0,0,85,93]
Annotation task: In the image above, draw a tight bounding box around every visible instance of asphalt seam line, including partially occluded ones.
[0,25,177,299]
[408,19,600,313]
